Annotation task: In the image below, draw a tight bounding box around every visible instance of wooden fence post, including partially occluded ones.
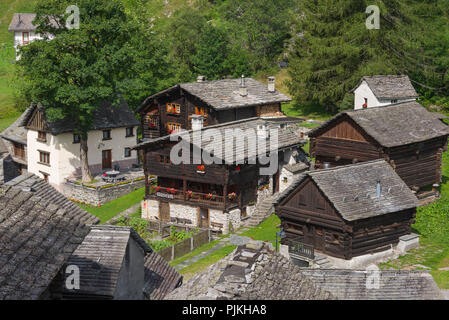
[190,236,194,251]
[171,244,175,261]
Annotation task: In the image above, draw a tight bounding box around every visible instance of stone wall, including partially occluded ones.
[62,178,145,206]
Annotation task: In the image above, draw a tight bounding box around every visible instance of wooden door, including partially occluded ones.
[273,171,280,193]
[159,202,170,222]
[198,208,209,228]
[102,150,112,169]
[22,32,29,45]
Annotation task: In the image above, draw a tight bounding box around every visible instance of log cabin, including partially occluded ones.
[136,76,294,140]
[274,160,420,260]
[134,117,306,234]
[309,101,449,190]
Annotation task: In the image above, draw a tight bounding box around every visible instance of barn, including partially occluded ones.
[308,101,449,190]
[274,160,419,260]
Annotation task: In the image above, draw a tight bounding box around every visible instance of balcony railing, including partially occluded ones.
[152,186,238,207]
[288,238,315,260]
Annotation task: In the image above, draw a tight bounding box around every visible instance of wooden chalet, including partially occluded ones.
[136,76,293,139]
[274,160,419,260]
[308,101,449,190]
[134,117,306,234]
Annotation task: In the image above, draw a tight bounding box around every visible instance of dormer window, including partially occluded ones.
[167,103,181,115]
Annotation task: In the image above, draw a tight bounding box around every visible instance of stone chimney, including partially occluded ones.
[268,76,275,92]
[191,114,204,131]
[239,75,248,97]
[197,76,206,82]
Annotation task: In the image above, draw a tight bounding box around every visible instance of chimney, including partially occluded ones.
[191,114,204,131]
[239,75,248,97]
[268,76,275,92]
[197,76,206,82]
[376,179,382,198]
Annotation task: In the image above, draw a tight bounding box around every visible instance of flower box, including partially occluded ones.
[196,165,206,174]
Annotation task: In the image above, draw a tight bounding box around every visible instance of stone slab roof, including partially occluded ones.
[1,106,34,145]
[275,160,419,221]
[0,177,98,300]
[300,269,444,300]
[143,251,183,300]
[5,173,99,225]
[8,13,59,31]
[309,101,449,147]
[166,241,334,300]
[137,78,291,113]
[353,75,419,100]
[284,162,309,173]
[23,98,139,136]
[135,117,305,163]
[62,225,151,298]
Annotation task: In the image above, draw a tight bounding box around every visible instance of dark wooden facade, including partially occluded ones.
[309,115,448,189]
[143,140,260,212]
[139,87,283,140]
[276,176,416,259]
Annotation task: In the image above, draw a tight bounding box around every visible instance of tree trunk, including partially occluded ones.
[80,136,93,183]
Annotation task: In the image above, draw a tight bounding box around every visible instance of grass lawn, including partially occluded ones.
[77,187,145,223]
[379,150,449,288]
[239,214,281,247]
[178,245,237,281]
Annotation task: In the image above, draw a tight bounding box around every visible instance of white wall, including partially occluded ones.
[27,126,138,189]
[14,30,54,60]
[354,80,416,110]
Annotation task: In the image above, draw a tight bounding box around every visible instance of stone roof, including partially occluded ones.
[1,106,34,145]
[284,162,309,173]
[275,160,419,221]
[0,178,98,300]
[62,225,151,298]
[166,241,334,300]
[5,173,100,225]
[300,269,444,300]
[143,251,183,300]
[8,13,59,31]
[134,118,305,163]
[309,101,449,147]
[137,78,291,113]
[0,139,7,155]
[353,75,419,100]
[23,98,139,136]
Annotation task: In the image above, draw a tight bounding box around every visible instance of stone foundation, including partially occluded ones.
[141,198,243,234]
[62,178,145,206]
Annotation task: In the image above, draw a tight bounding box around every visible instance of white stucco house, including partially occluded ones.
[8,13,56,60]
[18,99,139,191]
[351,75,418,110]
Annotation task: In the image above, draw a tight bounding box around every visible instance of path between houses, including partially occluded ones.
[107,203,141,224]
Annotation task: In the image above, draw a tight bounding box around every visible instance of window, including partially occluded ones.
[40,171,49,183]
[166,103,181,114]
[167,122,181,133]
[73,133,80,143]
[22,32,29,45]
[194,106,208,116]
[363,98,368,108]
[39,151,50,165]
[147,116,159,129]
[391,99,398,104]
[124,147,131,158]
[126,127,134,137]
[13,143,25,159]
[37,131,46,142]
[103,130,111,140]
[157,154,170,164]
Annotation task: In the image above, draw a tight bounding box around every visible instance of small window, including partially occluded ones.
[37,131,47,142]
[126,127,134,137]
[73,133,80,144]
[167,103,181,114]
[103,130,111,140]
[167,122,181,133]
[363,98,368,108]
[194,106,208,116]
[39,151,50,165]
[124,147,131,158]
[40,171,49,183]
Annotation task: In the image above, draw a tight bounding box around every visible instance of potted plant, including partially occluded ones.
[228,192,237,200]
[197,165,206,174]
[235,165,241,172]
[206,193,214,200]
[186,190,193,198]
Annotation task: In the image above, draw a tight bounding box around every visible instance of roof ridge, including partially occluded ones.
[308,159,386,175]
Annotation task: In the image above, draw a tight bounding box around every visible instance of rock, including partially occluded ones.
[241,250,257,258]
[229,260,249,268]
[246,240,264,250]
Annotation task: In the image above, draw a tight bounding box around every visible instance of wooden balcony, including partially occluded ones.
[148,186,239,210]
